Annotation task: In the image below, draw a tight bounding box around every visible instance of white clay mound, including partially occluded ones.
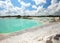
[0,22,60,43]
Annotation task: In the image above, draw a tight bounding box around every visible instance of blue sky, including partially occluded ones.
[0,0,60,16]
[11,0,51,10]
[10,0,21,7]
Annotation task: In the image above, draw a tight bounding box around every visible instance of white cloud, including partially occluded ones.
[36,0,60,16]
[51,0,57,4]
[32,5,37,9]
[18,0,31,7]
[24,10,37,16]
[20,1,31,7]
[0,0,45,16]
[0,1,6,8]
[0,0,26,16]
[46,0,60,15]
[0,0,60,16]
[18,0,21,2]
[33,0,46,5]
[37,6,44,11]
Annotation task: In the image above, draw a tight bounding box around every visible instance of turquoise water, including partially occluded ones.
[0,18,43,33]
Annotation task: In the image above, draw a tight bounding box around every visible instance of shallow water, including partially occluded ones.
[0,18,43,33]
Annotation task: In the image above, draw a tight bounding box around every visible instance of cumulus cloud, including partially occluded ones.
[0,0,16,16]
[36,0,60,16]
[33,0,46,5]
[32,5,37,9]
[21,0,60,16]
[0,0,60,16]
[19,1,31,7]
[0,0,25,16]
[46,0,60,15]
[51,0,57,4]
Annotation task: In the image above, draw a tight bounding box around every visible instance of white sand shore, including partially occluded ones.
[0,22,60,43]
